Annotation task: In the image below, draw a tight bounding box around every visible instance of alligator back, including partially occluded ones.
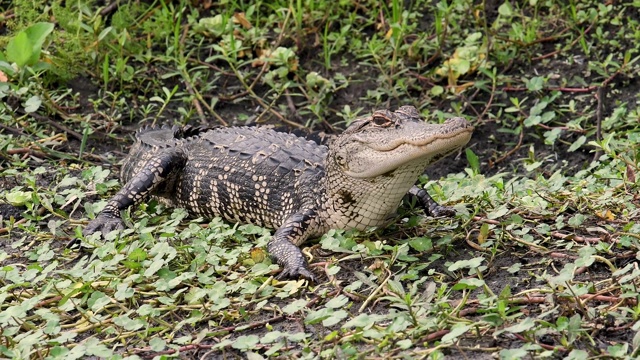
[124,126,327,229]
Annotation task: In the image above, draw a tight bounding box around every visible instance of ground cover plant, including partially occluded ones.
[1,0,639,358]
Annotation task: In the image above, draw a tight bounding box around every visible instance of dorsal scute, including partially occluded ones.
[135,124,212,149]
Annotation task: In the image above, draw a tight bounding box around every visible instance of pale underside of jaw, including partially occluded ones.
[345,144,450,179]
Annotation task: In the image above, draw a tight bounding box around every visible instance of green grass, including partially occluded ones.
[1,0,640,358]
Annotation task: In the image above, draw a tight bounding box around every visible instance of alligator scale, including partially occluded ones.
[79,106,473,280]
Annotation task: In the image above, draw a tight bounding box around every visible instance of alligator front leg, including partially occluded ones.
[268,209,317,281]
[407,185,456,217]
[69,149,186,247]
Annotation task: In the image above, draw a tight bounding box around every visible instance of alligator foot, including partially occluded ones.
[408,185,457,218]
[429,205,456,218]
[66,214,125,249]
[84,213,125,235]
[275,262,317,282]
[268,236,317,282]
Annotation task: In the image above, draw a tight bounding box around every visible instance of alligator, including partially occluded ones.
[77,106,473,281]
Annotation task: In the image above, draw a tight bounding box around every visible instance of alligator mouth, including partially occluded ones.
[355,126,474,152]
[355,118,473,152]
[343,124,473,179]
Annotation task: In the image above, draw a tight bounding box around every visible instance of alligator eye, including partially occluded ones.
[372,116,392,127]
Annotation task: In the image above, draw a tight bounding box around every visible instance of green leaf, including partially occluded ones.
[325,295,349,309]
[452,278,485,290]
[568,135,586,152]
[396,339,412,349]
[499,348,528,360]
[23,95,41,113]
[114,283,135,300]
[305,307,332,325]
[261,331,284,343]
[507,263,521,273]
[128,248,148,261]
[282,299,307,314]
[5,190,32,206]
[502,317,535,333]
[565,349,589,360]
[84,338,112,357]
[465,148,479,173]
[149,337,166,351]
[342,313,384,329]
[322,310,348,327]
[409,237,433,252]
[498,2,513,16]
[487,205,509,220]
[448,257,484,271]
[6,31,33,67]
[25,22,54,52]
[232,335,260,350]
[441,324,470,343]
[113,314,145,331]
[526,76,544,91]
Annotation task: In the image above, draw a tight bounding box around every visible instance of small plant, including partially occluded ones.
[0,22,54,81]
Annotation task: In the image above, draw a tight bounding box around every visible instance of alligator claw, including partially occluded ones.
[82,214,125,236]
[430,205,456,218]
[66,214,124,249]
[276,264,317,282]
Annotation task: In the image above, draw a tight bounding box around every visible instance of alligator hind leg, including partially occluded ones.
[68,149,186,247]
[268,209,318,281]
[407,185,456,217]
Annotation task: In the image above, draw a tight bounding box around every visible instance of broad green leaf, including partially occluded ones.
[305,307,332,325]
[565,349,589,360]
[149,337,166,351]
[322,310,348,327]
[282,299,307,314]
[568,135,586,152]
[325,295,349,309]
[431,85,444,96]
[549,263,576,286]
[487,205,509,220]
[84,338,112,357]
[441,324,471,343]
[526,76,544,91]
[466,148,479,173]
[232,335,260,350]
[342,313,384,329]
[498,2,513,16]
[409,237,433,252]
[448,257,484,272]
[113,315,145,331]
[114,283,135,300]
[23,95,41,113]
[499,348,528,360]
[502,317,535,333]
[6,31,33,67]
[25,22,54,51]
[452,278,485,290]
[260,330,284,343]
[6,190,32,206]
[396,339,412,349]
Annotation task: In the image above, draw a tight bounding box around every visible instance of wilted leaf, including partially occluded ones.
[233,12,252,29]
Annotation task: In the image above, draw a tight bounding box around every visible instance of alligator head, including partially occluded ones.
[330,105,473,178]
[324,105,473,230]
